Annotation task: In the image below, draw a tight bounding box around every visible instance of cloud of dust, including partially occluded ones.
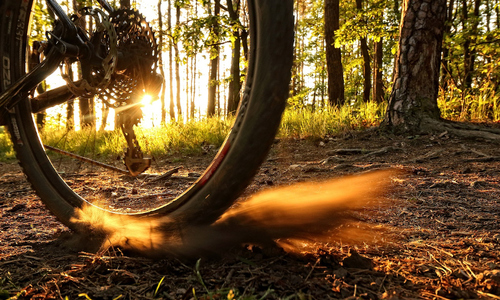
[71,170,396,258]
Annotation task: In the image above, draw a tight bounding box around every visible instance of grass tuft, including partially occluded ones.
[0,129,15,162]
[439,85,500,122]
[279,101,385,139]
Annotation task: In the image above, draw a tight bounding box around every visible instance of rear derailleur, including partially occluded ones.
[47,1,163,176]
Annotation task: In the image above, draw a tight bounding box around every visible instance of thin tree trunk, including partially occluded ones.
[324,0,345,106]
[175,3,182,119]
[226,0,241,115]
[207,0,221,117]
[496,1,500,29]
[158,0,167,124]
[373,37,384,103]
[191,55,196,119]
[468,0,482,88]
[100,103,109,131]
[440,0,454,91]
[356,0,371,102]
[67,62,75,131]
[462,0,472,89]
[186,57,190,120]
[168,0,175,121]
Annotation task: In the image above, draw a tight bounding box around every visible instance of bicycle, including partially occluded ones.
[0,0,293,230]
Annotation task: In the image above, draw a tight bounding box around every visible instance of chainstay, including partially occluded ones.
[43,144,131,175]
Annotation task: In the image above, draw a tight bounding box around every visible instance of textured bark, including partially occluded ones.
[385,0,447,132]
[324,0,345,106]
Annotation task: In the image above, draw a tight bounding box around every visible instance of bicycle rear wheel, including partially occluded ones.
[0,0,293,229]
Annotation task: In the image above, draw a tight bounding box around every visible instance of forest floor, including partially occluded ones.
[0,128,499,299]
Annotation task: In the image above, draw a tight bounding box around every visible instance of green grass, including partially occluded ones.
[278,101,385,139]
[38,117,233,161]
[0,128,15,161]
[2,95,499,163]
[439,85,500,122]
[0,103,385,162]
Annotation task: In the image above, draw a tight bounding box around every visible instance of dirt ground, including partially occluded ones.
[0,129,499,299]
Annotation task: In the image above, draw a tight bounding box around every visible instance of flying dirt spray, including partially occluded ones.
[71,170,396,258]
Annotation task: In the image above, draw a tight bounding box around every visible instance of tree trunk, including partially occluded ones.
[440,0,454,91]
[373,37,384,103]
[100,104,109,131]
[462,0,472,89]
[79,97,94,128]
[468,0,482,87]
[384,0,447,132]
[175,3,182,119]
[191,56,196,119]
[207,0,221,117]
[324,0,345,106]
[168,0,175,121]
[461,0,481,90]
[356,0,371,103]
[226,0,241,115]
[158,0,167,124]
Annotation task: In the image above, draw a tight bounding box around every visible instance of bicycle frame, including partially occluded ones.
[0,0,115,124]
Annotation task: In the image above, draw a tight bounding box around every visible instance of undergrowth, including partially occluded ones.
[39,117,232,161]
[0,97,499,162]
[439,85,500,122]
[0,127,15,161]
[279,101,384,139]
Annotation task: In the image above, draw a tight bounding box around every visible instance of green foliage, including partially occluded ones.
[335,0,397,47]
[439,0,500,122]
[172,1,241,60]
[0,129,15,162]
[291,0,400,107]
[30,0,54,44]
[439,84,500,122]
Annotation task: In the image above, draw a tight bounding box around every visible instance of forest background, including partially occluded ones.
[1,0,499,159]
